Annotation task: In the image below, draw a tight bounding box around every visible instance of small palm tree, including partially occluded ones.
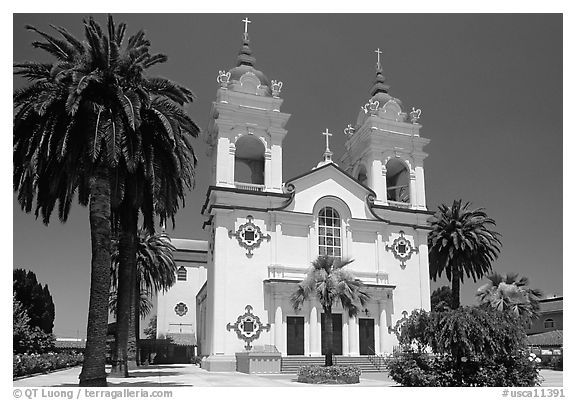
[290,256,369,367]
[428,200,502,309]
[477,272,543,322]
[111,229,177,366]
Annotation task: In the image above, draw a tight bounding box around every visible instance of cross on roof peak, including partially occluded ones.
[322,128,333,153]
[375,48,383,69]
[242,17,252,39]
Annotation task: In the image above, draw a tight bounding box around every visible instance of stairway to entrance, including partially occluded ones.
[280,355,386,374]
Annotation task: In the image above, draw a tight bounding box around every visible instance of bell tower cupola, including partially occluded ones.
[340,48,430,210]
[206,17,291,193]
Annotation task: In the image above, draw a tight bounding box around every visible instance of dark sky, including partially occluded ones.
[12,14,563,338]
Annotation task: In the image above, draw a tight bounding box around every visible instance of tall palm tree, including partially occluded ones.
[477,272,543,322]
[13,15,196,385]
[428,200,502,309]
[111,229,177,366]
[290,256,369,367]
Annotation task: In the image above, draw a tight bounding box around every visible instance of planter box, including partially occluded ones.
[235,346,281,374]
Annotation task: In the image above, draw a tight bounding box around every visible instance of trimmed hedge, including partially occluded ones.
[297,365,361,384]
[13,351,83,378]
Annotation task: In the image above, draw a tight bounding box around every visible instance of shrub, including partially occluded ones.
[388,307,542,387]
[13,351,83,378]
[297,365,361,384]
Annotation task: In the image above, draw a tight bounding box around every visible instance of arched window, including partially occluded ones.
[318,207,342,258]
[177,266,187,281]
[544,318,555,329]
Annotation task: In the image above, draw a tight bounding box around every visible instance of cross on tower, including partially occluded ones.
[242,17,252,39]
[322,128,332,152]
[375,48,383,69]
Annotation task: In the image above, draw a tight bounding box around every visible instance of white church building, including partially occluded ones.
[156,21,433,372]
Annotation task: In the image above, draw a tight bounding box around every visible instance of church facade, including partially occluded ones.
[157,23,433,372]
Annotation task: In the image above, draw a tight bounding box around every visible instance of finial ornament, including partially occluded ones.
[344,124,355,137]
[361,99,380,114]
[217,70,231,88]
[375,48,383,69]
[242,17,252,40]
[409,107,422,124]
[271,80,283,97]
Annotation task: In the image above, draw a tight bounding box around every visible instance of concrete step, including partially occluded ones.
[280,356,386,373]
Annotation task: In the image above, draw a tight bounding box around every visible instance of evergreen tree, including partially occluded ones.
[13,269,55,333]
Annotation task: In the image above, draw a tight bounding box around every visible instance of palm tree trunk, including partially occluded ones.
[133,282,141,366]
[127,272,138,369]
[112,205,138,377]
[79,167,111,387]
[324,306,333,367]
[451,264,461,309]
[450,263,462,384]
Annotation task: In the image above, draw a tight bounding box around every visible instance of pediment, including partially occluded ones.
[284,163,374,219]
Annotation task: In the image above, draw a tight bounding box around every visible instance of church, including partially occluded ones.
[155,19,433,372]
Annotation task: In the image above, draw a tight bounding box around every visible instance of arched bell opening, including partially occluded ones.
[356,164,368,187]
[234,135,265,186]
[386,158,410,203]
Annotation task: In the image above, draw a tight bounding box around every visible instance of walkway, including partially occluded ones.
[13,364,562,387]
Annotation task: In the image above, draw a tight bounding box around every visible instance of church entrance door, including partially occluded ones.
[321,313,342,355]
[359,318,375,355]
[286,316,305,355]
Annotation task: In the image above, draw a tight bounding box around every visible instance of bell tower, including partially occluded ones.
[206,19,290,193]
[340,49,430,210]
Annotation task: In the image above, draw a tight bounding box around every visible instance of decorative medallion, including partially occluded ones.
[229,215,271,258]
[226,305,271,350]
[385,231,418,269]
[174,302,188,317]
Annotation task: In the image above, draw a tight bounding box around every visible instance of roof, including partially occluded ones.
[54,338,86,349]
[539,297,563,313]
[166,333,196,346]
[527,330,563,347]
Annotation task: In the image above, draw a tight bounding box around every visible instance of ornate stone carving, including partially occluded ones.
[409,107,422,124]
[229,215,271,258]
[271,80,283,97]
[226,305,271,350]
[388,310,409,334]
[385,231,418,269]
[217,70,231,88]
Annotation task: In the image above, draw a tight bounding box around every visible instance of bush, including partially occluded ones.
[297,365,361,384]
[13,351,83,378]
[388,307,542,387]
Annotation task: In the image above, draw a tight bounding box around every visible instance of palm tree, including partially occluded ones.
[428,200,502,309]
[111,51,198,376]
[13,15,196,385]
[111,229,177,366]
[290,256,369,367]
[477,272,543,322]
